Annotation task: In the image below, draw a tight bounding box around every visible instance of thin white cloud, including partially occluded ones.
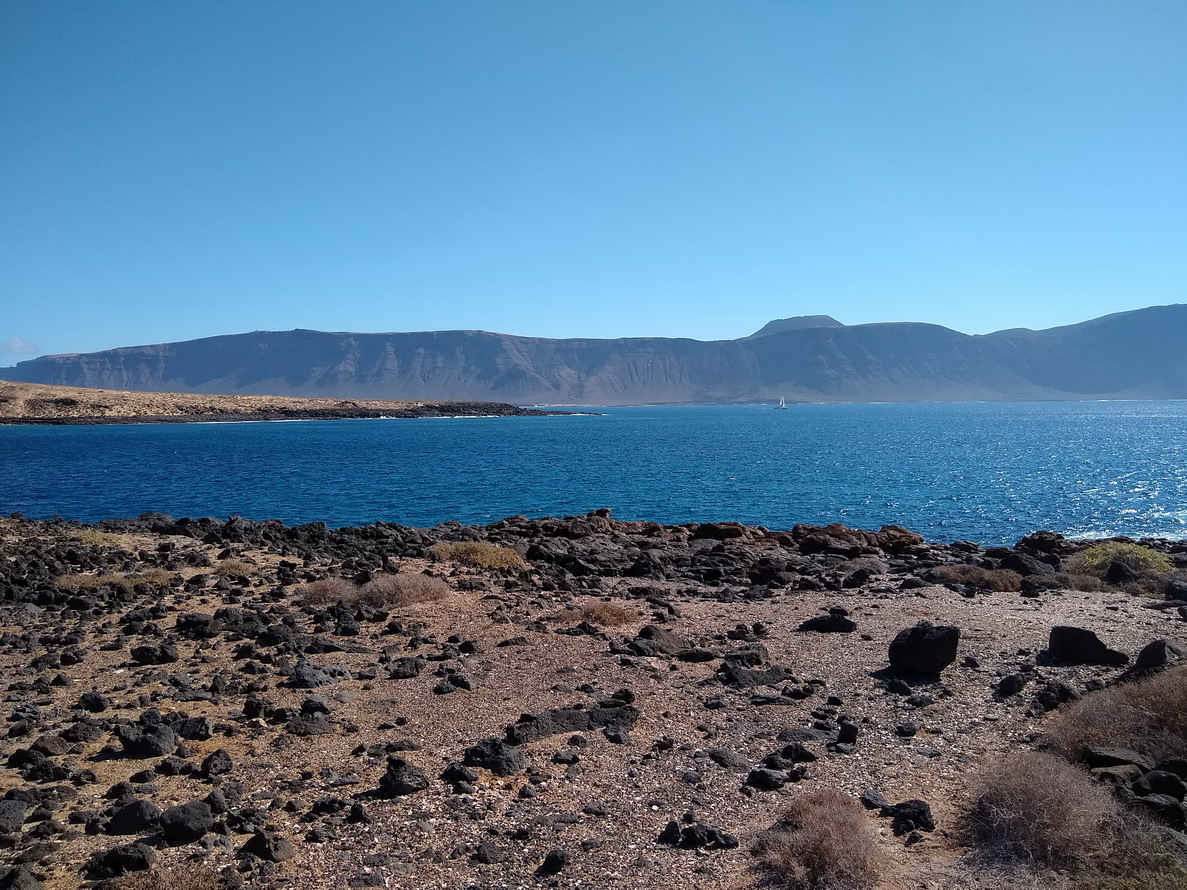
[0,336,40,357]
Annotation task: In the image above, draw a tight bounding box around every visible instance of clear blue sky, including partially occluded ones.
[2,1,1184,365]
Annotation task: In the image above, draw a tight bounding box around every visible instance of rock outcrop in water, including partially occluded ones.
[1,511,1186,888]
[3,304,1187,404]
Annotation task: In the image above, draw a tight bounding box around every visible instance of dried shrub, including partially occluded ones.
[966,750,1121,867]
[112,863,227,889]
[1066,542,1173,581]
[1072,840,1187,890]
[753,789,880,889]
[359,572,450,608]
[128,567,174,589]
[213,559,254,577]
[72,527,117,546]
[428,541,526,570]
[1053,572,1108,592]
[295,577,359,607]
[558,601,639,627]
[55,573,111,591]
[1051,665,1187,763]
[930,564,1023,592]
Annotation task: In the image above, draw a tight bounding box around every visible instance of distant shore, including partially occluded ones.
[0,379,567,424]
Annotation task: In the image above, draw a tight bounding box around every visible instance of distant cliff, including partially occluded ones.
[5,305,1187,405]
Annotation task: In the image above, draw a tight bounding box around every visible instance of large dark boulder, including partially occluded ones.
[0,865,43,890]
[504,700,637,746]
[798,607,857,633]
[159,800,214,844]
[106,799,161,835]
[884,798,936,835]
[1121,639,1186,681]
[85,842,156,878]
[627,625,689,657]
[463,738,526,776]
[1000,553,1056,576]
[130,643,180,665]
[116,724,177,758]
[0,800,27,834]
[657,819,739,849]
[888,621,960,676]
[385,656,425,680]
[1047,626,1128,666]
[289,659,351,688]
[376,757,428,797]
[241,829,296,862]
[199,748,234,778]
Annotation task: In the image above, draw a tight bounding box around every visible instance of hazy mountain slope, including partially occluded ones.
[4,305,1185,404]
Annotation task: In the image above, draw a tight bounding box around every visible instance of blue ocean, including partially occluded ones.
[2,402,1186,545]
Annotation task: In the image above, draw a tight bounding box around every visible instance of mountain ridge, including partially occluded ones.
[5,304,1186,405]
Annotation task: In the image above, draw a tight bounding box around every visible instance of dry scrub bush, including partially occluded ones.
[56,573,109,591]
[966,750,1121,868]
[72,528,117,546]
[1052,665,1187,763]
[1067,542,1174,581]
[931,564,1023,592]
[428,540,526,570]
[360,572,451,608]
[1071,842,1187,890]
[129,567,174,589]
[213,559,254,577]
[1053,572,1108,592]
[557,601,639,627]
[753,789,880,890]
[112,863,227,890]
[295,577,359,607]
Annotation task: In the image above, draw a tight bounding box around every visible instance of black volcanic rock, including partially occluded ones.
[7,304,1187,405]
[888,622,960,676]
[1048,626,1128,666]
[159,800,213,844]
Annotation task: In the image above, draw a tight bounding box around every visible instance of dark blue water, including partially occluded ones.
[2,402,1186,545]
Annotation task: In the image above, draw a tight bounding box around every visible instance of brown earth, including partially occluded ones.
[0,513,1184,889]
[0,380,562,424]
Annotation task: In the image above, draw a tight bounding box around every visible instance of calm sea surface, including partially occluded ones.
[2,402,1186,545]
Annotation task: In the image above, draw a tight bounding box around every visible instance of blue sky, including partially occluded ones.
[1,1,1184,365]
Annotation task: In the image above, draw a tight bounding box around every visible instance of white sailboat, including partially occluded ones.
[776,396,788,410]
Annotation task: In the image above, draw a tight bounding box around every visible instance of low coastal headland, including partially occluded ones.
[2,511,1186,889]
[0,380,564,424]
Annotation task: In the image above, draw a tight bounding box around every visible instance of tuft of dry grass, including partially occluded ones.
[128,567,175,589]
[111,863,227,889]
[359,572,451,608]
[213,559,254,577]
[1053,572,1109,592]
[557,600,639,627]
[56,573,111,591]
[72,527,118,546]
[1051,665,1187,763]
[295,577,359,607]
[965,750,1121,868]
[930,564,1023,592]
[753,789,880,890]
[428,540,527,570]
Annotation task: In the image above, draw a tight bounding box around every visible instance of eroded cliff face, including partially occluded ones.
[5,305,1187,404]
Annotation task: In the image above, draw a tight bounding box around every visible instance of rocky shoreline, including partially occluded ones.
[0,404,564,425]
[0,511,1185,889]
[0,381,567,425]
